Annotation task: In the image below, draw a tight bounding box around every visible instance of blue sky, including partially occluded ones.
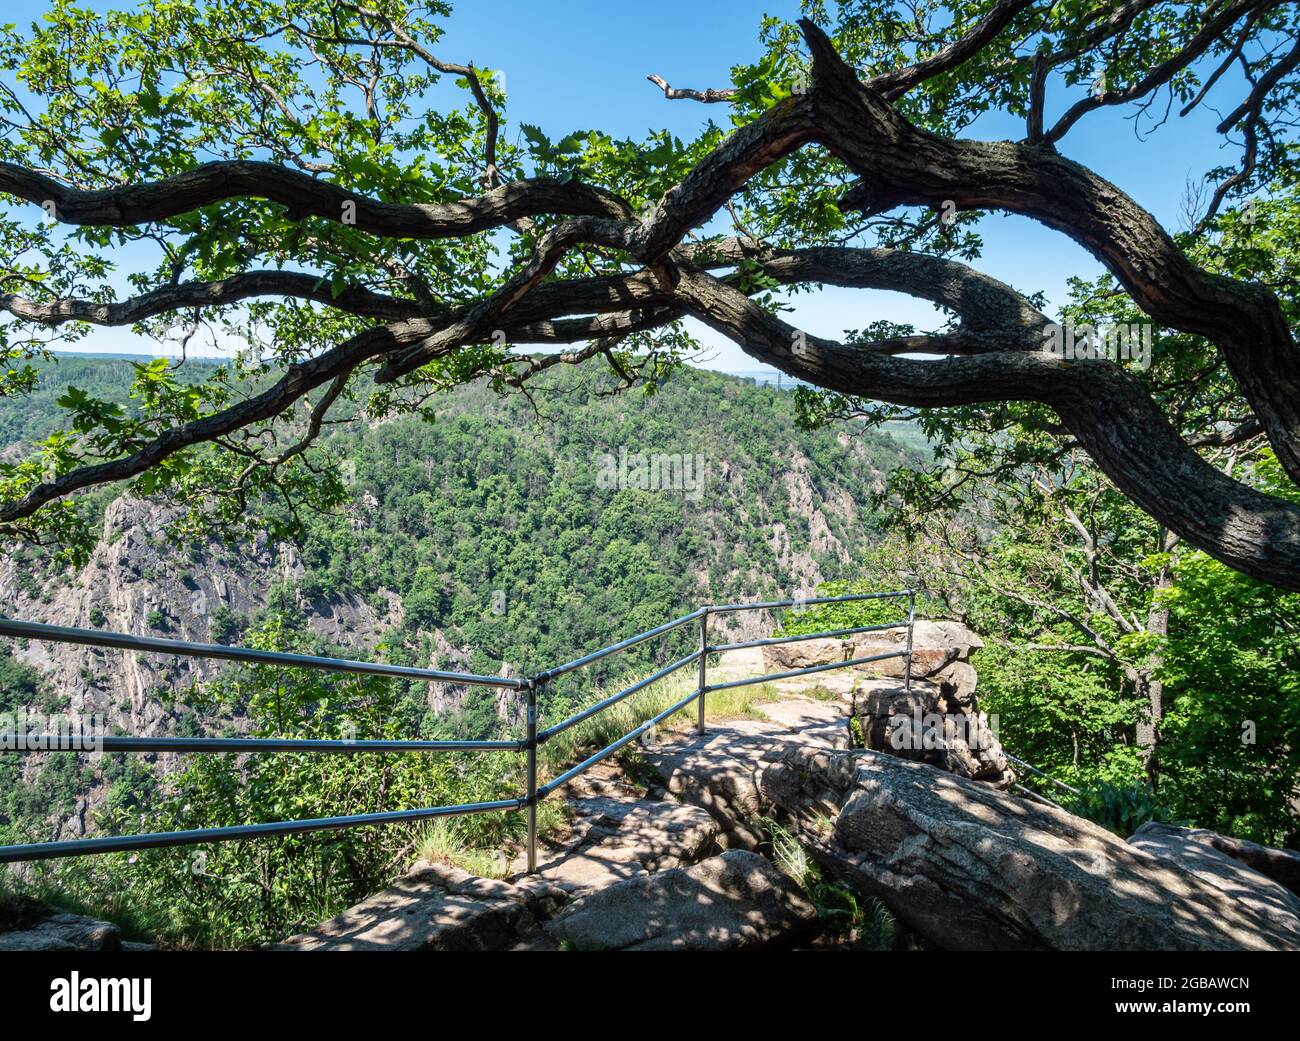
[7,1,1248,373]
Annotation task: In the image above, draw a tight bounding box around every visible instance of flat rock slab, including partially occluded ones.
[523,795,719,893]
[755,697,850,748]
[280,862,566,951]
[642,720,790,847]
[1130,822,1300,897]
[643,709,847,846]
[544,849,815,951]
[0,910,121,952]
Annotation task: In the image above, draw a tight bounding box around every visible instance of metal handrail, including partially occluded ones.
[1005,752,1083,796]
[0,618,528,689]
[538,649,702,742]
[703,650,906,693]
[0,798,525,863]
[704,590,912,612]
[709,621,904,653]
[0,590,915,870]
[536,607,707,682]
[6,735,524,753]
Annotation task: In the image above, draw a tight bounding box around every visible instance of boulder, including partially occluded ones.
[543,850,815,951]
[0,909,122,952]
[849,640,954,678]
[759,746,1300,951]
[853,620,982,660]
[1135,825,1300,896]
[850,680,928,719]
[762,637,849,671]
[1128,822,1300,921]
[764,617,983,682]
[849,677,1013,788]
[916,619,984,658]
[933,660,978,703]
[280,862,566,951]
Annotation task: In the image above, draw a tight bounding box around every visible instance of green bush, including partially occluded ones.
[1063,780,1180,837]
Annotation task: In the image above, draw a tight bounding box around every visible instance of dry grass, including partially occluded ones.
[538,662,782,779]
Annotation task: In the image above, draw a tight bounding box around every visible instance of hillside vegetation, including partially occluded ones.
[0,355,917,850]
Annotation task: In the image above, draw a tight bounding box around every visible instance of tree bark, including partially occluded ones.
[1136,555,1173,786]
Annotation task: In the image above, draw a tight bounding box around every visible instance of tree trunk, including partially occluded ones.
[1135,555,1173,787]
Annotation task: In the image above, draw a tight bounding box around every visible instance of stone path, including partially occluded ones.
[281,693,844,952]
[280,862,566,951]
[544,849,815,951]
[508,763,718,894]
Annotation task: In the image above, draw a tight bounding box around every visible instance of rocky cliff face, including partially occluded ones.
[1,496,401,718]
[0,496,403,838]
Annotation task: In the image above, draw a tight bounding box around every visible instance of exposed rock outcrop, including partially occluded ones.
[1128,822,1300,919]
[765,615,1017,790]
[517,789,720,893]
[282,703,841,952]
[280,862,567,951]
[278,697,1298,953]
[761,618,983,683]
[0,907,122,951]
[1129,823,1300,897]
[543,850,815,951]
[643,718,809,850]
[1,498,486,838]
[758,745,1300,951]
[849,677,1014,789]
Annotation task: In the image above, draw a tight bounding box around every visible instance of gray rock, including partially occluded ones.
[544,850,815,951]
[760,619,983,679]
[917,619,984,658]
[642,714,842,846]
[762,637,851,671]
[1133,825,1300,896]
[847,640,955,678]
[851,678,929,719]
[0,910,121,951]
[849,678,1014,788]
[851,619,983,663]
[642,720,786,847]
[933,660,978,702]
[760,746,1300,951]
[280,862,566,951]
[1128,822,1300,925]
[523,795,719,893]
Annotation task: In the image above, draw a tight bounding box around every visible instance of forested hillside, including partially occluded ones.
[0,354,918,844]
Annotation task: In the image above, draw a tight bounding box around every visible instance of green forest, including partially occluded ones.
[4,355,913,691]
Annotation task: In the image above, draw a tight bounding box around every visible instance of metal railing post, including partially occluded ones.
[526,680,539,874]
[903,589,916,696]
[697,610,708,735]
